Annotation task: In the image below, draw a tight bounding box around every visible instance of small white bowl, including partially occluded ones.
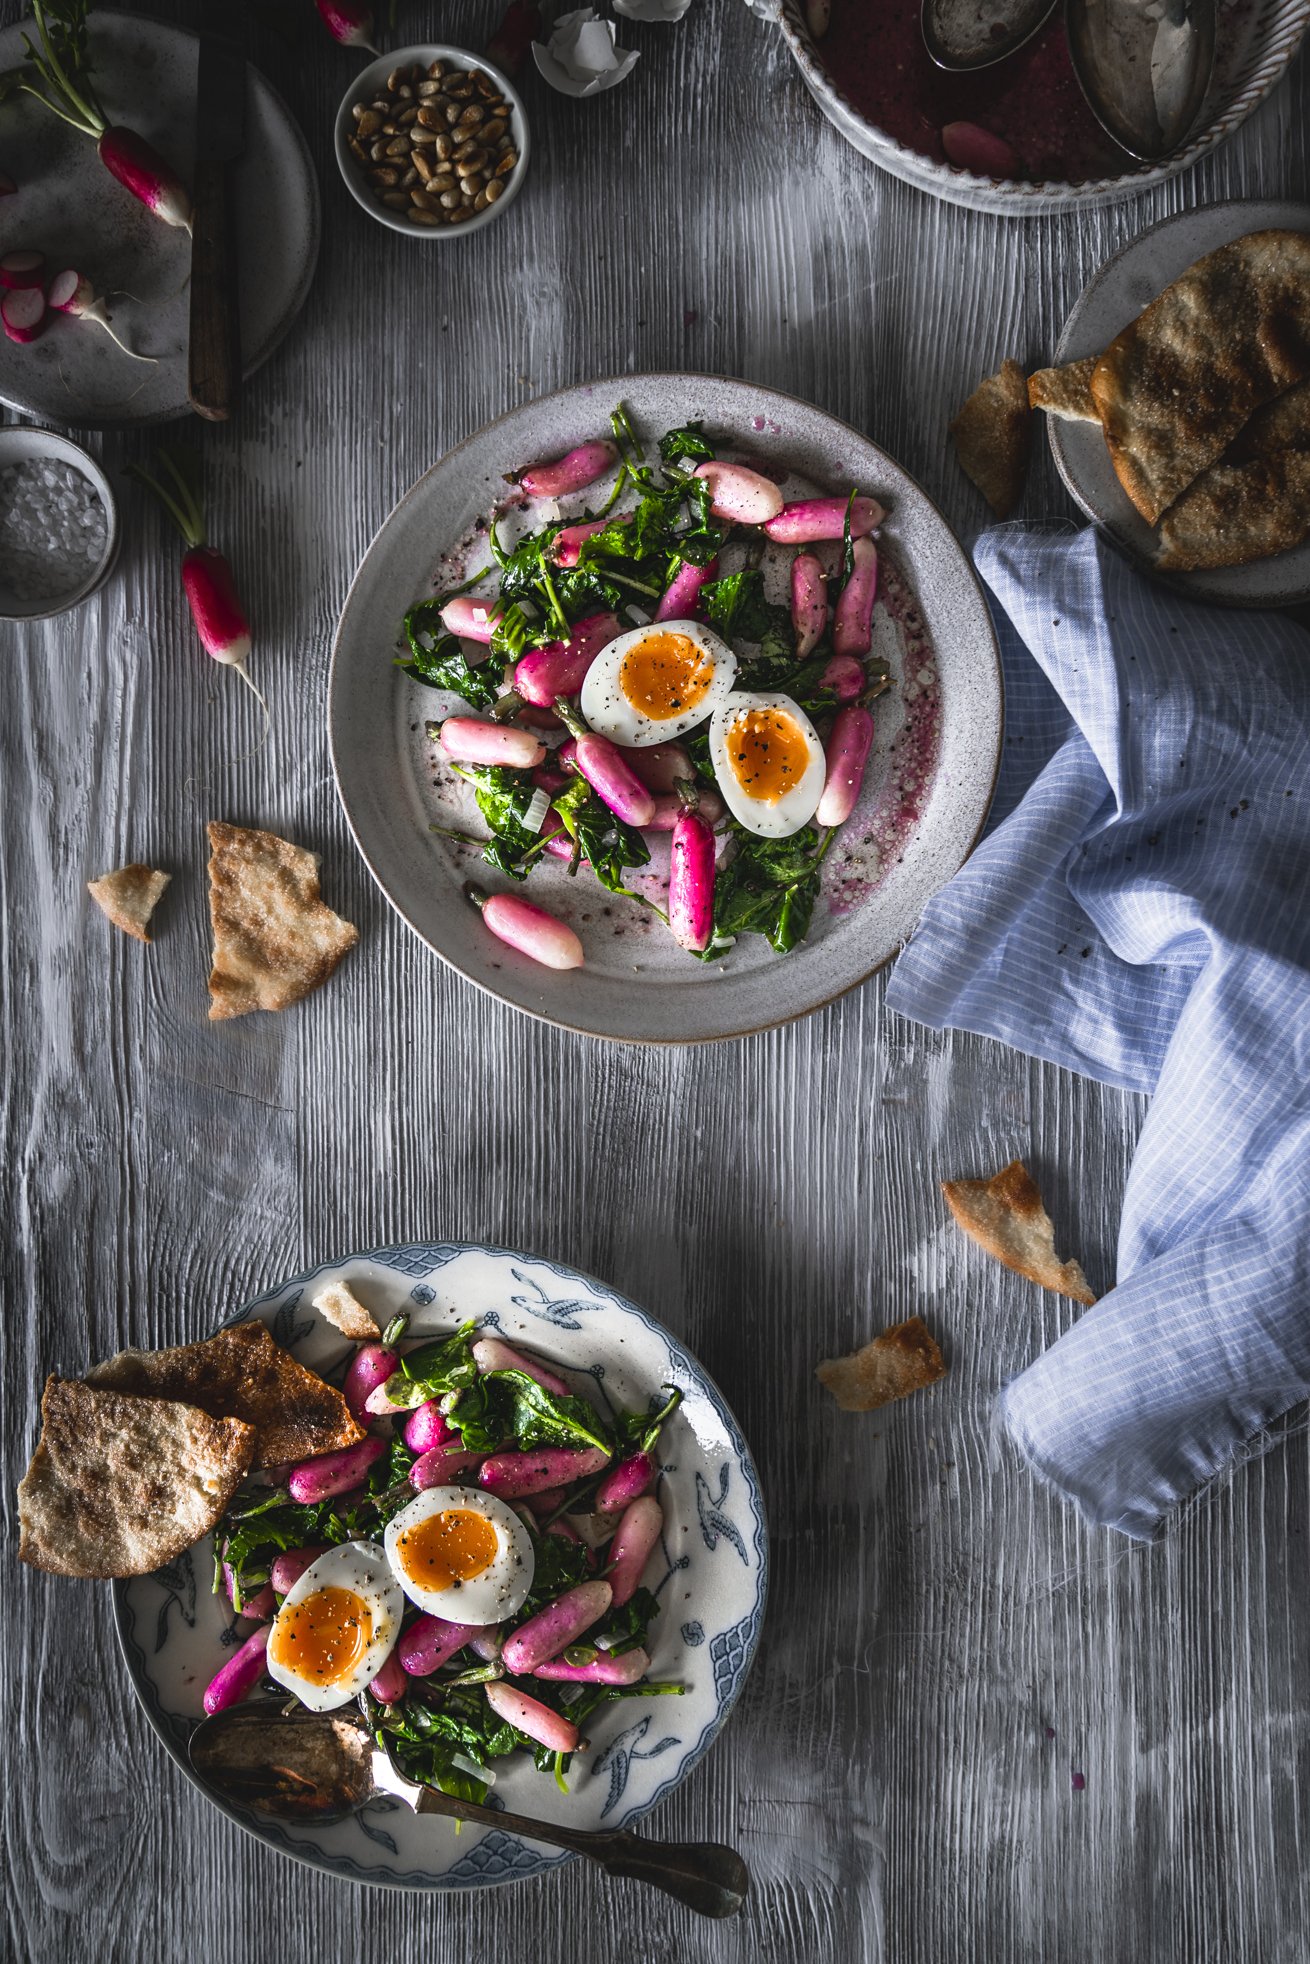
[334,44,529,239]
[0,426,121,623]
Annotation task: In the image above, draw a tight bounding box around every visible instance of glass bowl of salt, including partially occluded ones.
[0,426,120,622]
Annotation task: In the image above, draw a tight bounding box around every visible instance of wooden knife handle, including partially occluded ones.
[188,156,241,422]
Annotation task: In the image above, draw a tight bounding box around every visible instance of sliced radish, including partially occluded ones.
[0,251,46,291]
[2,288,47,344]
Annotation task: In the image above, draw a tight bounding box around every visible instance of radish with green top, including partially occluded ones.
[833,536,878,658]
[315,0,379,52]
[440,594,503,643]
[439,716,545,769]
[534,1646,650,1686]
[645,786,724,832]
[202,1625,268,1715]
[819,654,865,702]
[607,1495,664,1607]
[47,270,155,362]
[595,1386,681,1512]
[554,703,656,827]
[484,1680,578,1755]
[398,1614,489,1677]
[472,1334,573,1396]
[409,1443,486,1488]
[343,1341,399,1423]
[817,705,876,827]
[287,1434,386,1505]
[466,885,585,971]
[1,288,46,344]
[764,495,883,543]
[518,439,618,500]
[479,1443,610,1498]
[513,611,618,706]
[791,551,828,657]
[368,1651,407,1705]
[0,251,44,290]
[654,555,718,622]
[693,459,784,526]
[553,514,628,566]
[270,1547,327,1596]
[668,801,716,954]
[501,1579,613,1673]
[403,1398,456,1454]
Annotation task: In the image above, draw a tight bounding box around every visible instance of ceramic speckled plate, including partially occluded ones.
[330,375,1003,1044]
[1050,201,1310,608]
[114,1243,768,1894]
[0,12,319,428]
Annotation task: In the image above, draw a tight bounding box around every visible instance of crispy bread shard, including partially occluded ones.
[1089,231,1310,524]
[816,1317,947,1412]
[950,359,1032,518]
[312,1280,382,1341]
[942,1159,1096,1304]
[87,1321,364,1469]
[18,1376,254,1578]
[206,821,359,1021]
[1027,357,1100,422]
[87,864,171,943]
[1157,449,1310,571]
[1224,377,1310,463]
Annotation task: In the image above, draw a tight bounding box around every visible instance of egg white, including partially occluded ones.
[266,1540,403,1713]
[383,1484,535,1625]
[708,690,827,838]
[579,620,737,746]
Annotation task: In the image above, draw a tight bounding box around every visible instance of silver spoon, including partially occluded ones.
[1065,0,1216,161]
[190,1704,750,1920]
[922,0,1061,71]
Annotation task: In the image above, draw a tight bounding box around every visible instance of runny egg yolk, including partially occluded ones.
[394,1507,500,1593]
[269,1586,373,1688]
[726,707,812,802]
[620,632,717,720]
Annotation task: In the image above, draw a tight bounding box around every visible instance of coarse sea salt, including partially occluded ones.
[0,457,109,610]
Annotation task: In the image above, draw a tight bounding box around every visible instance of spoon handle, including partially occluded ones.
[414,1788,749,1918]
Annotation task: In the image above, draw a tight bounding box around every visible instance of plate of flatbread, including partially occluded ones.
[1038,201,1310,608]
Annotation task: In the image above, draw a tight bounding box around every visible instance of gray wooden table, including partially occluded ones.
[3,3,1308,1959]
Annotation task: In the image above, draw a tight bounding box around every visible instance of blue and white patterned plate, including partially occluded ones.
[113,1244,768,1892]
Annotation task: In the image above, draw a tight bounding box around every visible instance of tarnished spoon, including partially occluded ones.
[1065,0,1216,160]
[922,0,1061,71]
[190,1704,749,1920]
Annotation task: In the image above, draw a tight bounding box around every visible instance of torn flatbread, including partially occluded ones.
[87,864,171,943]
[942,1159,1096,1304]
[18,1376,254,1578]
[1090,231,1310,524]
[1225,377,1310,463]
[1027,357,1100,422]
[206,821,359,1021]
[1156,448,1310,571]
[312,1280,382,1341]
[87,1321,363,1469]
[950,359,1032,518]
[816,1317,947,1412]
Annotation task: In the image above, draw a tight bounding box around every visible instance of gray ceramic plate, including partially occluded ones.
[1050,200,1310,608]
[0,12,319,428]
[329,375,1003,1044]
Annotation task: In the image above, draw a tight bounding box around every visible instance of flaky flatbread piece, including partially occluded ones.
[206,821,359,1021]
[950,359,1032,518]
[87,1321,364,1469]
[817,1317,947,1412]
[942,1159,1096,1304]
[87,865,171,943]
[1156,448,1310,571]
[18,1376,254,1578]
[312,1280,382,1341]
[1090,231,1310,524]
[1027,357,1100,422]
[1225,377,1310,463]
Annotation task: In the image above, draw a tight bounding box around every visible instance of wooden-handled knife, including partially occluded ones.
[188,2,247,421]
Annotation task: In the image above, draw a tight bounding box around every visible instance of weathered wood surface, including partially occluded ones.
[2,3,1307,1960]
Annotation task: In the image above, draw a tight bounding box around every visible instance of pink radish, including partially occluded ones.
[466,886,585,971]
[502,1580,613,1674]
[410,1444,486,1488]
[764,496,883,544]
[47,270,155,363]
[525,1486,568,1518]
[316,0,380,51]
[0,251,44,290]
[398,1615,488,1677]
[343,1342,400,1423]
[554,704,656,826]
[202,1625,269,1715]
[554,515,628,566]
[833,536,878,658]
[541,828,587,866]
[403,1399,456,1454]
[518,439,618,500]
[941,121,1020,177]
[820,654,865,702]
[692,460,784,526]
[513,611,618,706]
[440,716,545,769]
[654,556,718,622]
[607,1495,664,1607]
[479,1445,611,1498]
[270,1547,327,1596]
[595,1451,656,1514]
[628,741,694,792]
[644,787,723,833]
[238,1582,276,1621]
[1,288,45,344]
[472,1335,572,1397]
[287,1435,386,1505]
[440,594,503,644]
[791,552,828,658]
[369,1650,408,1705]
[484,1680,578,1755]
[534,1647,650,1686]
[816,705,875,827]
[668,805,716,953]
[469,1628,504,1662]
[532,761,572,796]
[97,128,192,229]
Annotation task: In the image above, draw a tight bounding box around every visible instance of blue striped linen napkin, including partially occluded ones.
[884,525,1310,1540]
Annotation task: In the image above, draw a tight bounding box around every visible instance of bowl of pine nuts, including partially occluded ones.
[334,46,529,237]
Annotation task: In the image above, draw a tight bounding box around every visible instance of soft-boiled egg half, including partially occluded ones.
[580,620,737,746]
[709,690,827,837]
[266,1541,403,1713]
[384,1485,534,1625]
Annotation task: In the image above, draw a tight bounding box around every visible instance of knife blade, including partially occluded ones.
[188,3,247,421]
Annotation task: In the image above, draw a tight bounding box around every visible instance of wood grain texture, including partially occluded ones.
[2,3,1308,1960]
